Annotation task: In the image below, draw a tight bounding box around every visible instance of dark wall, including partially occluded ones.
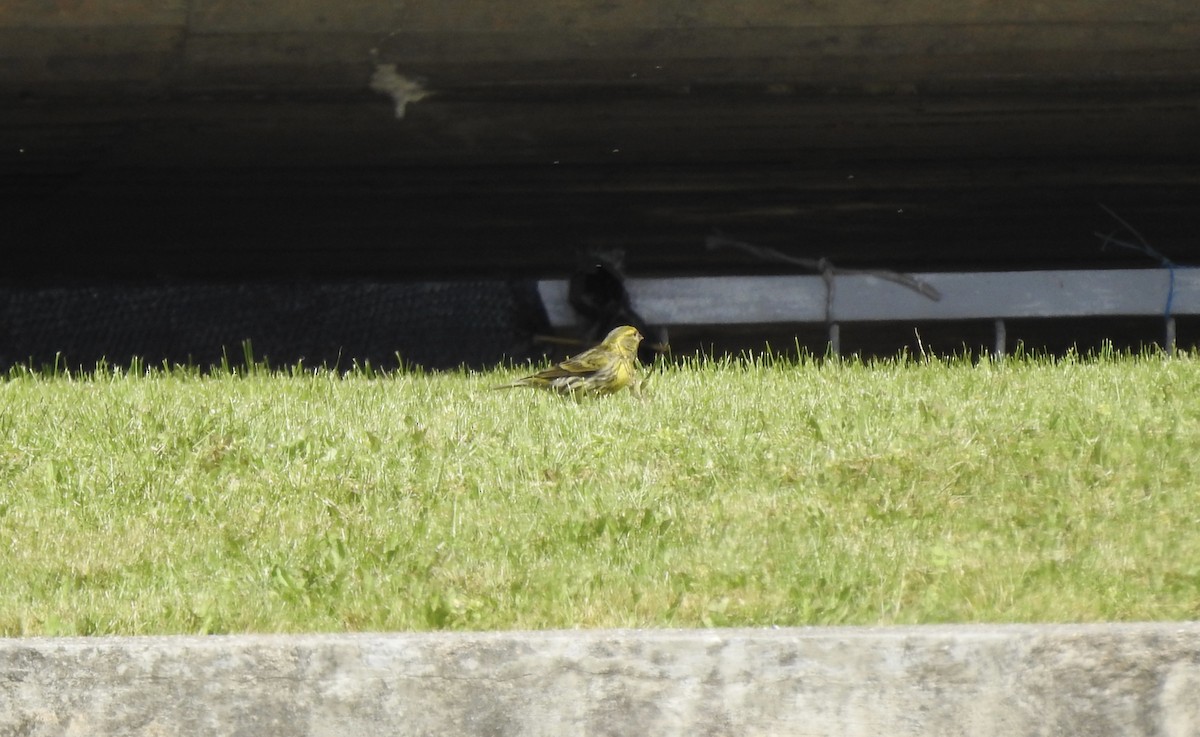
[3,3,1200,361]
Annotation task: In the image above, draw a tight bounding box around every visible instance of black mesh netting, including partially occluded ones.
[0,280,551,371]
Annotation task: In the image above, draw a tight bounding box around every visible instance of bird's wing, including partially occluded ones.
[537,348,607,378]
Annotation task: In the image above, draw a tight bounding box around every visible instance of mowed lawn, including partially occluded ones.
[2,351,1198,635]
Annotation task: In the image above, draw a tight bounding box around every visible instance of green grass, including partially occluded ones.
[2,350,1199,635]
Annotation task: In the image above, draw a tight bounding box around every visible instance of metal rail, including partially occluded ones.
[540,268,1196,354]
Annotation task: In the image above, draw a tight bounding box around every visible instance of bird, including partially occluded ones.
[495,325,644,396]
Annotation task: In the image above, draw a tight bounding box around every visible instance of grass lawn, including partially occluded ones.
[2,350,1198,635]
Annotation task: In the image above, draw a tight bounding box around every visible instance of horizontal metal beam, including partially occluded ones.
[539,268,1197,326]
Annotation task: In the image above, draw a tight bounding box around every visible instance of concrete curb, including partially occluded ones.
[3,623,1199,736]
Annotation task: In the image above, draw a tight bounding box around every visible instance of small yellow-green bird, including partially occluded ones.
[497,325,644,396]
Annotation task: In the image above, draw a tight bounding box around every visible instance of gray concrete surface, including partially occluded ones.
[3,623,1199,736]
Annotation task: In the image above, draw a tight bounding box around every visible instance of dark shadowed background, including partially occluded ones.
[4,2,1199,367]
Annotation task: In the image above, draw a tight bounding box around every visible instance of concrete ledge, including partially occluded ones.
[3,623,1199,736]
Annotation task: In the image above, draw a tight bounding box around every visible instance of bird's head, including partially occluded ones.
[602,325,644,356]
